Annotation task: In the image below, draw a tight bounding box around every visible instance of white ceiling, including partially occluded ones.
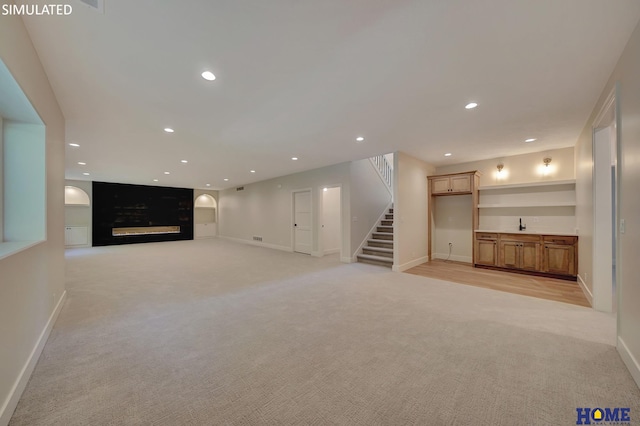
[19,0,640,189]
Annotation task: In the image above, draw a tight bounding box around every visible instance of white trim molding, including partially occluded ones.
[0,290,67,426]
[617,336,640,389]
[577,274,593,307]
[392,255,428,272]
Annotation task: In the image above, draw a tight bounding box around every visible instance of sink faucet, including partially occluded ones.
[519,218,526,231]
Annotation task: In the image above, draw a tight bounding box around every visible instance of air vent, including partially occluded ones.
[77,0,104,13]
[252,236,263,242]
[236,186,244,191]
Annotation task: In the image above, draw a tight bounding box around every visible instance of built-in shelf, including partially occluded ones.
[478,201,576,208]
[478,179,576,191]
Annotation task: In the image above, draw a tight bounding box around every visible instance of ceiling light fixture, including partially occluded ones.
[69,143,80,147]
[201,71,216,81]
[181,160,188,163]
[323,188,328,192]
[465,102,478,109]
[525,138,536,143]
[153,179,159,182]
[164,171,170,175]
[206,184,211,187]
[250,170,256,173]
[224,178,229,181]
[291,157,298,161]
[82,172,90,176]
[356,136,365,142]
[444,153,452,157]
[78,162,86,165]
[164,128,174,133]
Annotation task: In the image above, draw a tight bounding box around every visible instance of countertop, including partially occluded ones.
[474,229,578,236]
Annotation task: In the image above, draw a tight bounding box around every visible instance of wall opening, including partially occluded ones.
[194,194,217,238]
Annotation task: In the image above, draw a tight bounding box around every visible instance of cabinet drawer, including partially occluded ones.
[476,233,498,240]
[500,233,542,243]
[543,236,577,245]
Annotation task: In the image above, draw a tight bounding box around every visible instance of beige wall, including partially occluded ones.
[219,162,353,259]
[575,19,640,386]
[433,195,473,262]
[0,7,66,425]
[436,147,575,186]
[393,151,436,271]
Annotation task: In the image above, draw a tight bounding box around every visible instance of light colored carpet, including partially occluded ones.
[10,239,639,425]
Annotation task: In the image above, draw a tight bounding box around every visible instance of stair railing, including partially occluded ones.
[370,154,393,193]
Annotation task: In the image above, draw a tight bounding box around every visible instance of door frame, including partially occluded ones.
[591,85,620,314]
[291,188,313,254]
[316,184,344,259]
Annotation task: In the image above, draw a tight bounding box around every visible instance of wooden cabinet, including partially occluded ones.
[475,233,498,266]
[475,232,576,280]
[542,236,577,276]
[498,234,541,271]
[430,173,472,194]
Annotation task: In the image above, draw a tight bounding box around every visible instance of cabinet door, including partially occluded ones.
[520,242,541,271]
[544,244,575,276]
[450,174,471,193]
[431,177,451,194]
[499,241,520,269]
[475,239,497,266]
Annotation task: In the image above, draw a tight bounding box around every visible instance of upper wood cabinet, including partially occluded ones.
[429,173,472,195]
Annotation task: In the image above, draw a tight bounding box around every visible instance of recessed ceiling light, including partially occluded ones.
[201,71,216,81]
[164,171,170,175]
[444,153,452,157]
[206,184,211,187]
[164,128,174,133]
[82,172,90,176]
[224,178,229,181]
[153,179,159,182]
[250,170,256,173]
[291,157,298,161]
[323,188,328,192]
[465,102,478,109]
[181,160,188,163]
[78,162,86,165]
[356,136,365,142]
[525,138,537,143]
[69,143,80,147]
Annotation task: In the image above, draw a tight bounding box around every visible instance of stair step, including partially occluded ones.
[367,239,393,248]
[363,247,393,258]
[389,208,394,214]
[385,214,393,220]
[372,232,393,240]
[376,226,393,233]
[357,254,393,267]
[381,220,393,226]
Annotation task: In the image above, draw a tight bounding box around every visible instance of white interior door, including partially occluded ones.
[294,191,312,254]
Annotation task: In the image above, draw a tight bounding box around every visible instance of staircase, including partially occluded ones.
[357,206,394,267]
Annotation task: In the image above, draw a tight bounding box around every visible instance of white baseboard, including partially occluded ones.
[392,255,428,272]
[432,253,472,263]
[0,290,67,426]
[577,274,593,307]
[218,236,292,253]
[617,336,640,389]
[324,248,340,255]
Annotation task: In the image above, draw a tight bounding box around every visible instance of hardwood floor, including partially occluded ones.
[405,259,590,307]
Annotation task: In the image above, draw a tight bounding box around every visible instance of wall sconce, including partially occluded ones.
[541,157,552,176]
[497,163,504,173]
[543,157,552,168]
